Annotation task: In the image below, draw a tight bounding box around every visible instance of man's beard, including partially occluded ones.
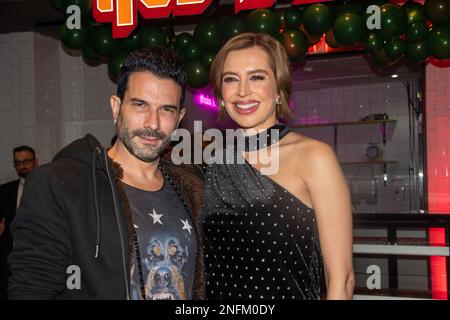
[17,170,29,179]
[117,118,171,163]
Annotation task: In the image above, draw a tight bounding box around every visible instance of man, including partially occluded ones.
[0,146,37,300]
[8,48,204,299]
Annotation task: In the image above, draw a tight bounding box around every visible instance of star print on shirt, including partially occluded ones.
[148,209,163,225]
[180,219,192,235]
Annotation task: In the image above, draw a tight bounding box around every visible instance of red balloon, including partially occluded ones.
[427,57,450,68]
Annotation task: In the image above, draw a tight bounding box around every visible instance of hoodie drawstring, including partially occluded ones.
[92,147,102,258]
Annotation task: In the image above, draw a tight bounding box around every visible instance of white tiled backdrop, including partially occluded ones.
[289,81,420,214]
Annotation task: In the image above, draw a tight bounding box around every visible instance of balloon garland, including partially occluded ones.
[52,0,450,88]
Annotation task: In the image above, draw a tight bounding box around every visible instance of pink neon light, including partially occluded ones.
[194,94,218,111]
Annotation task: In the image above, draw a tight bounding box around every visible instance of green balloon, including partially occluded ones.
[89,25,119,58]
[122,31,141,51]
[201,51,216,69]
[220,16,246,42]
[303,4,334,37]
[60,24,88,50]
[63,0,92,17]
[385,37,406,59]
[428,25,450,60]
[286,8,303,29]
[407,21,428,42]
[276,8,289,29]
[167,40,177,51]
[182,43,202,61]
[425,0,450,25]
[403,1,427,25]
[406,40,429,61]
[325,30,340,48]
[176,33,193,50]
[364,32,384,52]
[370,48,399,66]
[336,1,364,16]
[50,0,64,10]
[82,45,99,62]
[186,60,209,88]
[140,26,167,48]
[279,29,308,62]
[246,9,281,38]
[108,51,129,81]
[380,3,408,38]
[194,20,221,50]
[333,14,365,46]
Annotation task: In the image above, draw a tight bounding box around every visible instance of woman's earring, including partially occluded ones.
[220,100,225,108]
[114,118,117,125]
[275,96,281,106]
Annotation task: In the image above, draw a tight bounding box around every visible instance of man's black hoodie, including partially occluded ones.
[8,134,204,299]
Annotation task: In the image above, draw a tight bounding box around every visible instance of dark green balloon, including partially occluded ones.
[403,1,427,25]
[325,30,340,48]
[108,51,129,81]
[333,13,365,46]
[201,51,216,69]
[380,3,408,38]
[385,37,406,59]
[60,24,88,50]
[370,48,399,66]
[425,0,450,25]
[286,8,303,29]
[122,31,141,51]
[89,25,119,58]
[50,0,64,10]
[194,20,221,50]
[182,43,202,61]
[407,21,428,42]
[336,1,364,16]
[276,8,289,29]
[167,40,177,51]
[405,40,429,61]
[220,16,246,42]
[303,4,334,37]
[364,32,384,52]
[186,60,209,88]
[176,33,193,50]
[246,9,281,38]
[62,0,92,17]
[140,26,167,48]
[82,45,99,62]
[428,25,450,60]
[279,29,308,62]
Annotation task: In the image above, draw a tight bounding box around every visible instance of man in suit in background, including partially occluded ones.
[0,145,37,299]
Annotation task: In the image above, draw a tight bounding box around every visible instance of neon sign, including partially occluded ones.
[194,93,218,111]
[93,0,334,38]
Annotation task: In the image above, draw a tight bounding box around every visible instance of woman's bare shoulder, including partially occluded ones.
[282,131,335,159]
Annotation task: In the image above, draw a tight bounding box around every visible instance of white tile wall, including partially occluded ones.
[0,32,36,184]
[289,80,420,213]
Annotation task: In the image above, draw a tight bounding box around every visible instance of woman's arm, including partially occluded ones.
[302,141,355,300]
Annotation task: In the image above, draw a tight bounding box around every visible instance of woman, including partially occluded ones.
[202,32,354,300]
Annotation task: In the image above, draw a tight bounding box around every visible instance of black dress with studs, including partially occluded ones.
[202,125,323,300]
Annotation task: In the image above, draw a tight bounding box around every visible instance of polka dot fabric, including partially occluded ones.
[202,159,323,300]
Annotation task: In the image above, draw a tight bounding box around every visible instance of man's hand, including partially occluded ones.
[0,218,5,237]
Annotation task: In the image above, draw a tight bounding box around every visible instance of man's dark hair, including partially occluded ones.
[117,47,187,108]
[13,146,35,158]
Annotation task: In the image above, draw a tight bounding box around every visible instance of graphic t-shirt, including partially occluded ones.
[122,177,197,300]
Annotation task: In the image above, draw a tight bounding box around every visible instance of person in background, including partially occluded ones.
[8,48,204,300]
[202,33,354,300]
[0,146,37,299]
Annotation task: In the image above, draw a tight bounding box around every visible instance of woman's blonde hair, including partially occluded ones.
[210,32,293,120]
